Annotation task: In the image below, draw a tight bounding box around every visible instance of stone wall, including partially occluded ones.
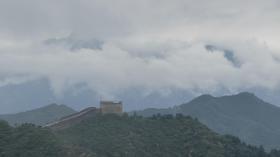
[100,101,123,114]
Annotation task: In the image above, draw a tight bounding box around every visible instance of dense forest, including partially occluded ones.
[1,114,280,157]
[0,120,64,157]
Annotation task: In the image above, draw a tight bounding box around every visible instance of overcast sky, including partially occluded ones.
[0,0,280,110]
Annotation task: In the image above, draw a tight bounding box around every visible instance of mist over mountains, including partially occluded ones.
[0,0,280,156]
[1,77,280,114]
[0,78,195,114]
[1,0,280,115]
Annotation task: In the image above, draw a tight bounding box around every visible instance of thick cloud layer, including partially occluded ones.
[0,39,279,97]
[0,0,280,111]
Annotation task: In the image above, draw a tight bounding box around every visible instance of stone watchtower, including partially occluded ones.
[100,101,123,115]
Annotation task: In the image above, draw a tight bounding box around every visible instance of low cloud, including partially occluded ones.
[0,0,279,99]
[0,38,280,98]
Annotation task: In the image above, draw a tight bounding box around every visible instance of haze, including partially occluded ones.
[0,0,280,113]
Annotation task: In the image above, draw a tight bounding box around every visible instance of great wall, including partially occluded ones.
[45,101,123,129]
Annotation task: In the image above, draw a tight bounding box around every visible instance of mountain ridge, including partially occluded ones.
[135,92,280,150]
[0,103,76,126]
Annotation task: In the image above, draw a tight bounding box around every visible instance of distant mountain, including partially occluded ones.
[1,78,280,115]
[135,92,280,150]
[0,104,76,126]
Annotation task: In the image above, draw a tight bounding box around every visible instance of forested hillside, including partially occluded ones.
[2,114,280,157]
[55,114,280,157]
[0,120,65,157]
[136,92,280,150]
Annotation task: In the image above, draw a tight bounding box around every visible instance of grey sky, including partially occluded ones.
[0,0,280,112]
